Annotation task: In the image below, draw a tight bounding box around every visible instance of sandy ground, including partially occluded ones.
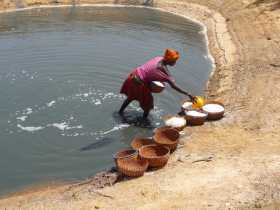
[0,0,280,209]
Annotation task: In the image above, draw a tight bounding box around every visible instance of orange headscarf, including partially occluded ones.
[163,49,180,63]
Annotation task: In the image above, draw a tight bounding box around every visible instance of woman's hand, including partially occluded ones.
[186,93,195,101]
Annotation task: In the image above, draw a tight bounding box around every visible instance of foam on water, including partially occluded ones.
[51,122,83,131]
[17,124,44,132]
[102,123,130,135]
[23,108,33,115]
[94,100,102,105]
[16,116,28,122]
[46,100,56,107]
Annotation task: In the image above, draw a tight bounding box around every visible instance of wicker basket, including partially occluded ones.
[114,149,137,162]
[131,137,154,150]
[114,149,148,177]
[185,110,208,126]
[162,115,186,131]
[153,126,172,134]
[202,101,225,121]
[139,145,170,168]
[153,127,180,152]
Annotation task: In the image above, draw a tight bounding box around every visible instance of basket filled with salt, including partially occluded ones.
[180,99,193,112]
[202,101,225,120]
[153,127,180,152]
[114,149,148,177]
[131,137,155,150]
[162,115,186,131]
[185,110,208,126]
[139,144,170,168]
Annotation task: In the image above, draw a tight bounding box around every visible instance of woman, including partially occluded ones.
[119,49,194,118]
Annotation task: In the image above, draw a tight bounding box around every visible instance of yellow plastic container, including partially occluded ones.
[192,96,205,109]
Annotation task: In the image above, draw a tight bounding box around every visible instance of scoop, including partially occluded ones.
[192,96,205,109]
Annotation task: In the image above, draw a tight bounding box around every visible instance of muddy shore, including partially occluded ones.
[0,0,280,209]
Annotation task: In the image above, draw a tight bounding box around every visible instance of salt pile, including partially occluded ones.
[186,110,207,117]
[202,104,224,113]
[165,117,186,127]
[182,101,193,109]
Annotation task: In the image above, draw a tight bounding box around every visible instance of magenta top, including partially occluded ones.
[136,56,174,84]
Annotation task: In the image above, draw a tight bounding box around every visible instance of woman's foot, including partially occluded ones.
[142,110,150,118]
[119,98,131,115]
[118,110,124,115]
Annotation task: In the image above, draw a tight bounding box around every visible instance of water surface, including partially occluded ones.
[0,6,212,195]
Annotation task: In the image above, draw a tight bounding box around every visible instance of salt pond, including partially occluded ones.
[0,6,212,194]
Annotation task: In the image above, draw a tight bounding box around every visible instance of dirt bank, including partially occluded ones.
[0,0,280,209]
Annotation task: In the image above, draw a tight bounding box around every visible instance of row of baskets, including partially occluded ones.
[163,100,225,129]
[114,127,180,177]
[114,100,225,177]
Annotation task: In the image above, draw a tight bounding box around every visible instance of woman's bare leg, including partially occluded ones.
[119,98,132,115]
[143,109,150,118]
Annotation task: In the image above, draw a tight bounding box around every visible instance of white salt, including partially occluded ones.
[186,110,207,117]
[202,104,224,113]
[152,81,165,87]
[182,101,193,109]
[165,117,186,127]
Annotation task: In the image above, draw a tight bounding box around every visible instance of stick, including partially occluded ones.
[92,190,114,199]
[192,156,213,163]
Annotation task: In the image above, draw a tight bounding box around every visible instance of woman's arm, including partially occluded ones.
[167,80,194,100]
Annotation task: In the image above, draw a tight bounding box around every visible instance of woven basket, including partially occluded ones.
[153,126,172,134]
[114,149,137,163]
[185,111,208,126]
[162,115,186,131]
[131,137,154,150]
[139,145,170,168]
[153,127,180,152]
[202,101,225,121]
[114,149,148,177]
